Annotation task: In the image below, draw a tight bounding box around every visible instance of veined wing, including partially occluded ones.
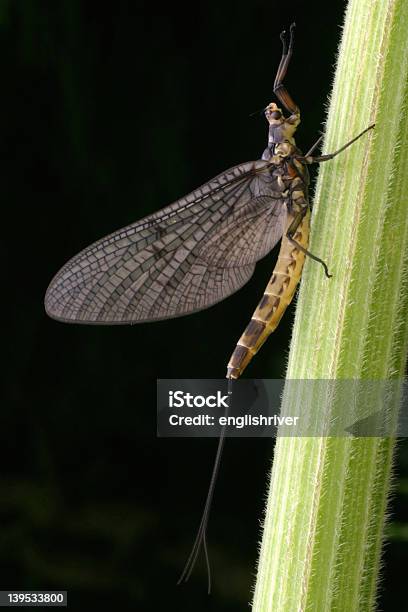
[45,160,287,324]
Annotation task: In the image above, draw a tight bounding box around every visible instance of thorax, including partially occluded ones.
[261,142,309,188]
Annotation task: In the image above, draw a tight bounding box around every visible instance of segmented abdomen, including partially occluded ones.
[226,208,310,379]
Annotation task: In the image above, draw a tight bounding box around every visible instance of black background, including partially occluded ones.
[2,1,408,610]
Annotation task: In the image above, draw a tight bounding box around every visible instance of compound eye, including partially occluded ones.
[270,110,282,120]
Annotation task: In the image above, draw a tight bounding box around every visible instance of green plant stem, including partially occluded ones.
[252,1,408,610]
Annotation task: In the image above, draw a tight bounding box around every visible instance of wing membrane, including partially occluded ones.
[45,160,286,323]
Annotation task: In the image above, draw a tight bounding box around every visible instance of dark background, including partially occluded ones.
[2,1,408,610]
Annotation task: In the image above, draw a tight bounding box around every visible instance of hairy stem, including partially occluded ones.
[252,1,408,610]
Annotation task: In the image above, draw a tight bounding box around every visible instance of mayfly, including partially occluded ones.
[45,24,373,592]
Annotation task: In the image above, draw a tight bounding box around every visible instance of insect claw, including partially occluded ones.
[317,257,332,278]
[320,259,332,279]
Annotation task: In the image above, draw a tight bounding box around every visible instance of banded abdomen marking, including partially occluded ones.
[226,208,310,379]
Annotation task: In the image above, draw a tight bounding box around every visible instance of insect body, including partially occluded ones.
[44,24,374,592]
[226,99,312,378]
[227,206,310,378]
[44,24,372,380]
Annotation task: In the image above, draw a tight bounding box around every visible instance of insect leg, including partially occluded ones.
[295,124,375,164]
[304,133,324,157]
[274,23,299,114]
[287,210,332,278]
